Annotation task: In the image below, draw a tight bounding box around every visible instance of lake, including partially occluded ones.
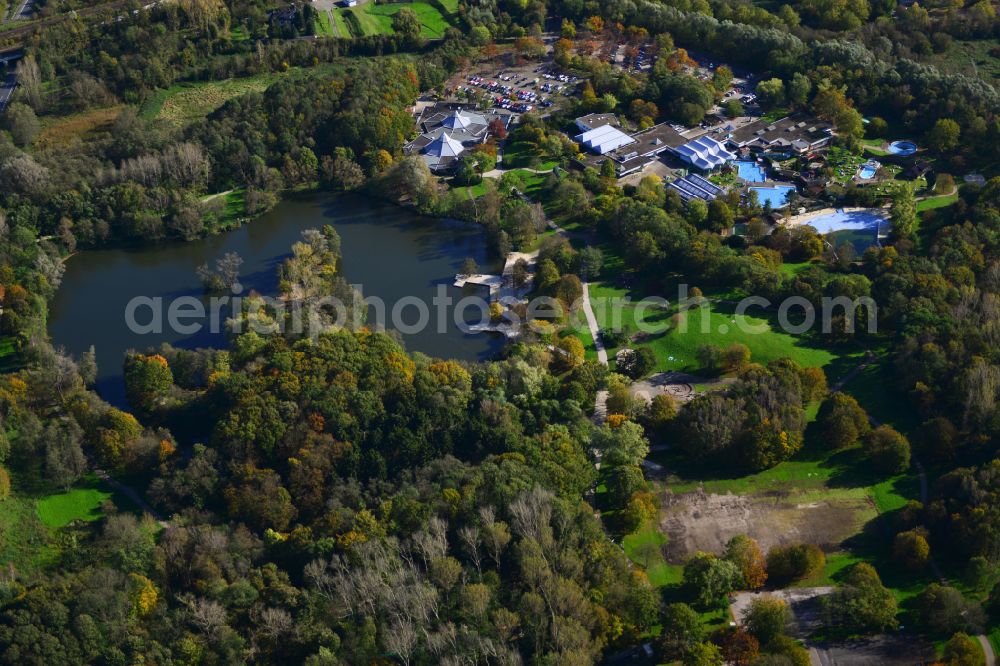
[48,192,504,408]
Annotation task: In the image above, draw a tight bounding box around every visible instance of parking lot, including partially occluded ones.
[453,65,580,114]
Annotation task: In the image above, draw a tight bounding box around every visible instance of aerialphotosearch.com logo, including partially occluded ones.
[123,283,878,339]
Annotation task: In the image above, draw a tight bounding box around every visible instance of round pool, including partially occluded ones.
[887,140,917,156]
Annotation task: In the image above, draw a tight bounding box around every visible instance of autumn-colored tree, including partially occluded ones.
[864,425,911,474]
[725,535,768,589]
[557,335,585,369]
[943,632,984,666]
[128,573,159,617]
[816,393,870,449]
[741,596,790,645]
[124,353,174,414]
[94,408,143,470]
[584,15,604,33]
[713,627,759,666]
[766,543,825,583]
[722,343,751,372]
[893,528,930,570]
[487,117,507,140]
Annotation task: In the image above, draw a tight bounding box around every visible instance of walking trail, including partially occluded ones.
[95,468,171,529]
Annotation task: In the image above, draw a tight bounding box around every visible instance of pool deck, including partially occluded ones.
[783,206,890,229]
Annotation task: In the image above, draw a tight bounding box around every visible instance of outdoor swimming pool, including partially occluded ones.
[887,140,917,156]
[735,160,766,183]
[750,185,796,208]
[858,165,878,179]
[802,209,887,234]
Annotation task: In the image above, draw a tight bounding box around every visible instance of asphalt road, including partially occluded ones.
[7,0,33,22]
[0,72,17,112]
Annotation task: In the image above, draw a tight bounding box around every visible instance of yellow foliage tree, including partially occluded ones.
[128,573,159,616]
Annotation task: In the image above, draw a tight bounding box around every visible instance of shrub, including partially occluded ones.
[766,543,825,583]
[815,393,869,449]
[741,596,790,645]
[892,529,930,570]
[864,425,910,474]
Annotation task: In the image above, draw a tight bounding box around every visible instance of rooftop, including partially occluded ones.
[574,124,636,155]
[576,113,621,131]
[729,113,834,150]
[673,136,736,170]
[668,173,724,202]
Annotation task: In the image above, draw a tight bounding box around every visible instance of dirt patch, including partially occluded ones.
[37,105,124,150]
[658,488,875,562]
[631,371,731,404]
[731,588,833,637]
[810,635,936,665]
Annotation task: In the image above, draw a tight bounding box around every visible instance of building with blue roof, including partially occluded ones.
[671,136,736,171]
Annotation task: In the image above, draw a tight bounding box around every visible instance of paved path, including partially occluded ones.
[979,635,996,666]
[94,468,171,529]
[579,277,608,365]
[481,166,554,179]
[830,350,876,392]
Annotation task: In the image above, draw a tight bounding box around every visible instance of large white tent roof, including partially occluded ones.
[574,124,636,155]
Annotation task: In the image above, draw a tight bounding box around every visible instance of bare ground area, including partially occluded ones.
[658,488,876,562]
[731,588,833,637]
[810,635,936,666]
[630,371,735,404]
[731,590,938,665]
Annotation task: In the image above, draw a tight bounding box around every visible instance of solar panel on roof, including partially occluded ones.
[687,174,723,195]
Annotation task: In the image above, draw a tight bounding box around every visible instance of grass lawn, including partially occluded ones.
[344,5,386,35]
[793,550,864,587]
[140,75,276,126]
[0,494,61,574]
[314,9,335,36]
[761,108,790,122]
[916,192,959,212]
[365,2,449,37]
[842,359,921,436]
[623,524,682,588]
[587,295,842,374]
[780,261,817,276]
[436,0,459,10]
[925,38,1000,87]
[338,2,450,38]
[861,138,890,156]
[201,188,248,231]
[827,146,868,184]
[452,169,548,200]
[0,336,17,360]
[331,8,350,37]
[502,140,559,170]
[36,478,115,528]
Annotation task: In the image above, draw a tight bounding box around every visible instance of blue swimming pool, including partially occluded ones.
[735,160,766,183]
[859,165,878,179]
[887,141,917,156]
[803,209,887,234]
[750,185,795,208]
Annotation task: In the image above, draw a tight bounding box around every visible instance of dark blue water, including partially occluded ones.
[48,192,503,408]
